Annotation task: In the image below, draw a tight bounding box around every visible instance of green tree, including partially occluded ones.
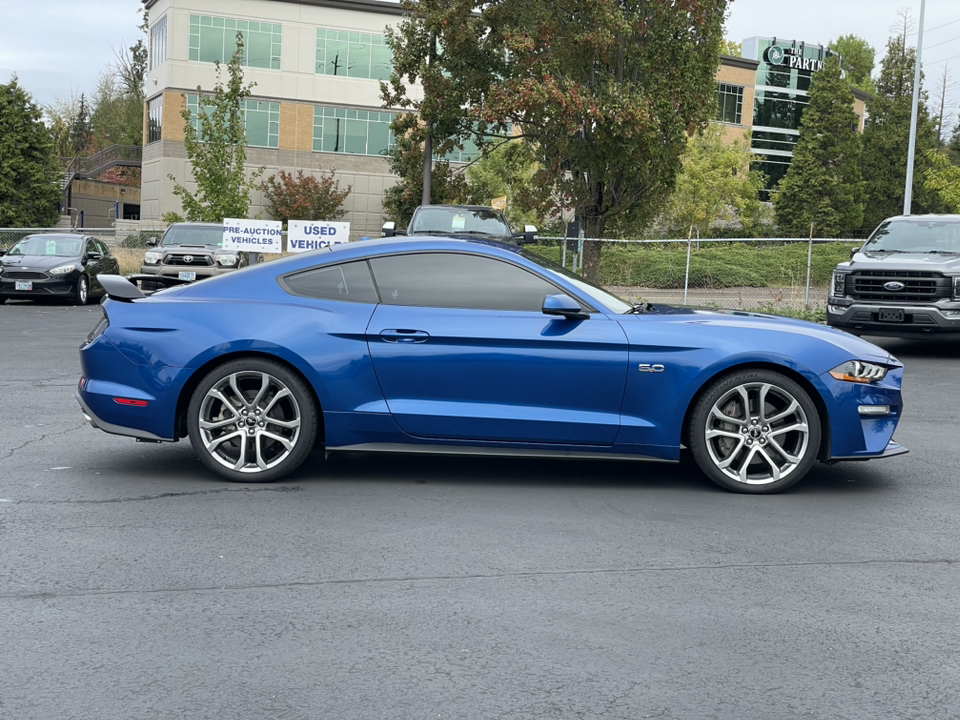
[0,76,61,227]
[722,39,742,57]
[828,35,876,94]
[660,124,767,238]
[382,131,469,226]
[166,34,264,223]
[69,93,92,154]
[948,122,960,166]
[384,0,729,280]
[261,170,352,227]
[465,140,541,228]
[923,149,960,211]
[774,56,864,237]
[859,33,939,232]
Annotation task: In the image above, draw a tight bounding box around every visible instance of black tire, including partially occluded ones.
[187,358,318,482]
[73,275,90,305]
[688,369,821,494]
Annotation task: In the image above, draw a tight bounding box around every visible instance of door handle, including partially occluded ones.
[379,329,429,343]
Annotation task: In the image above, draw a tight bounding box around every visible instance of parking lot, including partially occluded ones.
[2,299,960,720]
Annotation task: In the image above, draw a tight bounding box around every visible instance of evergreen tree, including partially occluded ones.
[948,122,960,166]
[859,34,938,232]
[0,77,61,227]
[774,56,864,237]
[166,34,264,223]
[69,94,92,155]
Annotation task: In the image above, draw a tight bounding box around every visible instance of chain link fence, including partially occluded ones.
[536,237,862,314]
[2,228,861,313]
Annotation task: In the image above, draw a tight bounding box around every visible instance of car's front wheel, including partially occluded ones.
[689,369,821,494]
[73,275,89,305]
[187,358,318,482]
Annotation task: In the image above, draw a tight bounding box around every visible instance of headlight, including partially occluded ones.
[829,360,888,384]
[953,276,960,300]
[216,253,238,267]
[143,251,163,265]
[831,271,847,297]
[49,264,78,275]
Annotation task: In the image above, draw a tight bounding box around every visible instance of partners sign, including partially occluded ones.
[287,221,351,253]
[223,219,283,254]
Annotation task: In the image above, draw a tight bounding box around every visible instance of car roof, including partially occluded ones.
[418,205,503,213]
[883,214,960,222]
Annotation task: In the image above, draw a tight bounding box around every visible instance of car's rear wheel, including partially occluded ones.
[688,369,821,494]
[73,275,89,305]
[187,358,318,482]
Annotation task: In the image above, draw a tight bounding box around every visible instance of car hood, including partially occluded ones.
[638,305,898,365]
[846,250,960,271]
[0,254,79,269]
[157,245,220,253]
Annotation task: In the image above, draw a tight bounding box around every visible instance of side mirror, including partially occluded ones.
[850,247,860,258]
[147,236,159,246]
[382,221,396,238]
[87,252,102,261]
[0,249,6,257]
[542,293,588,320]
[515,225,539,245]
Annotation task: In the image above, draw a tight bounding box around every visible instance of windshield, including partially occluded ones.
[520,249,633,314]
[161,225,224,247]
[8,235,82,257]
[863,219,960,254]
[411,207,512,237]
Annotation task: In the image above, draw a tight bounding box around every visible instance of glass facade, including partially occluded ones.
[716,83,744,125]
[316,28,392,80]
[313,106,397,156]
[187,95,280,148]
[189,15,282,69]
[147,96,163,144]
[742,37,845,199]
[150,16,167,70]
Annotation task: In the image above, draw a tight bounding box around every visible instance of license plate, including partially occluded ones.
[15,281,33,291]
[879,308,904,322]
[178,271,197,281]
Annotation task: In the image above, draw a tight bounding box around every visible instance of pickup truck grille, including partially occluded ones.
[849,270,949,302]
[164,253,214,267]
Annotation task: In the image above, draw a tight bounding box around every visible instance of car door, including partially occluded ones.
[366,251,629,446]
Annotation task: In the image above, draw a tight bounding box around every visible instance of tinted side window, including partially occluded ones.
[283,260,379,303]
[370,252,558,311]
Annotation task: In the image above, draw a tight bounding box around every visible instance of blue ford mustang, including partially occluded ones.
[76,237,907,493]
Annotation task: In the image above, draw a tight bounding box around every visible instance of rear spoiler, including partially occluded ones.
[98,274,193,302]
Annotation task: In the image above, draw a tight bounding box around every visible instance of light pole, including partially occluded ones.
[903,0,927,215]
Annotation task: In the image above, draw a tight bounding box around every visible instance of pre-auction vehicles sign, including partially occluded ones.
[223,219,283,254]
[288,221,351,253]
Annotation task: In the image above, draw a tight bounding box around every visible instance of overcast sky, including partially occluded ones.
[1,0,958,128]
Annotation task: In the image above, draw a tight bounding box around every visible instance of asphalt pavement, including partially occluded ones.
[1,299,959,720]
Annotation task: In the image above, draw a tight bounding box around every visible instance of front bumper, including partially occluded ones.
[0,273,79,298]
[827,302,960,335]
[139,263,237,282]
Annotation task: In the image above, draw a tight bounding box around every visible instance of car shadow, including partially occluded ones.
[864,334,960,360]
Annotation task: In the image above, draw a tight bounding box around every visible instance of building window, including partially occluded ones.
[313,106,396,156]
[150,16,167,70]
[187,95,279,148]
[716,83,744,125]
[316,28,392,81]
[189,15,281,70]
[147,96,163,144]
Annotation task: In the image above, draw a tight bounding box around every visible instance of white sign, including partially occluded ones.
[222,218,283,254]
[287,220,351,253]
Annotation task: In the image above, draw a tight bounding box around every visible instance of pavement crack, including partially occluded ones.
[6,485,305,504]
[0,422,87,461]
[1,557,956,601]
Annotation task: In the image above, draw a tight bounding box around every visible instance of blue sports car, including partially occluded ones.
[77,237,907,493]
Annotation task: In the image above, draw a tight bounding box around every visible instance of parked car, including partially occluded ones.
[78,237,906,494]
[382,204,538,245]
[828,214,960,336]
[0,233,120,305]
[138,222,253,289]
